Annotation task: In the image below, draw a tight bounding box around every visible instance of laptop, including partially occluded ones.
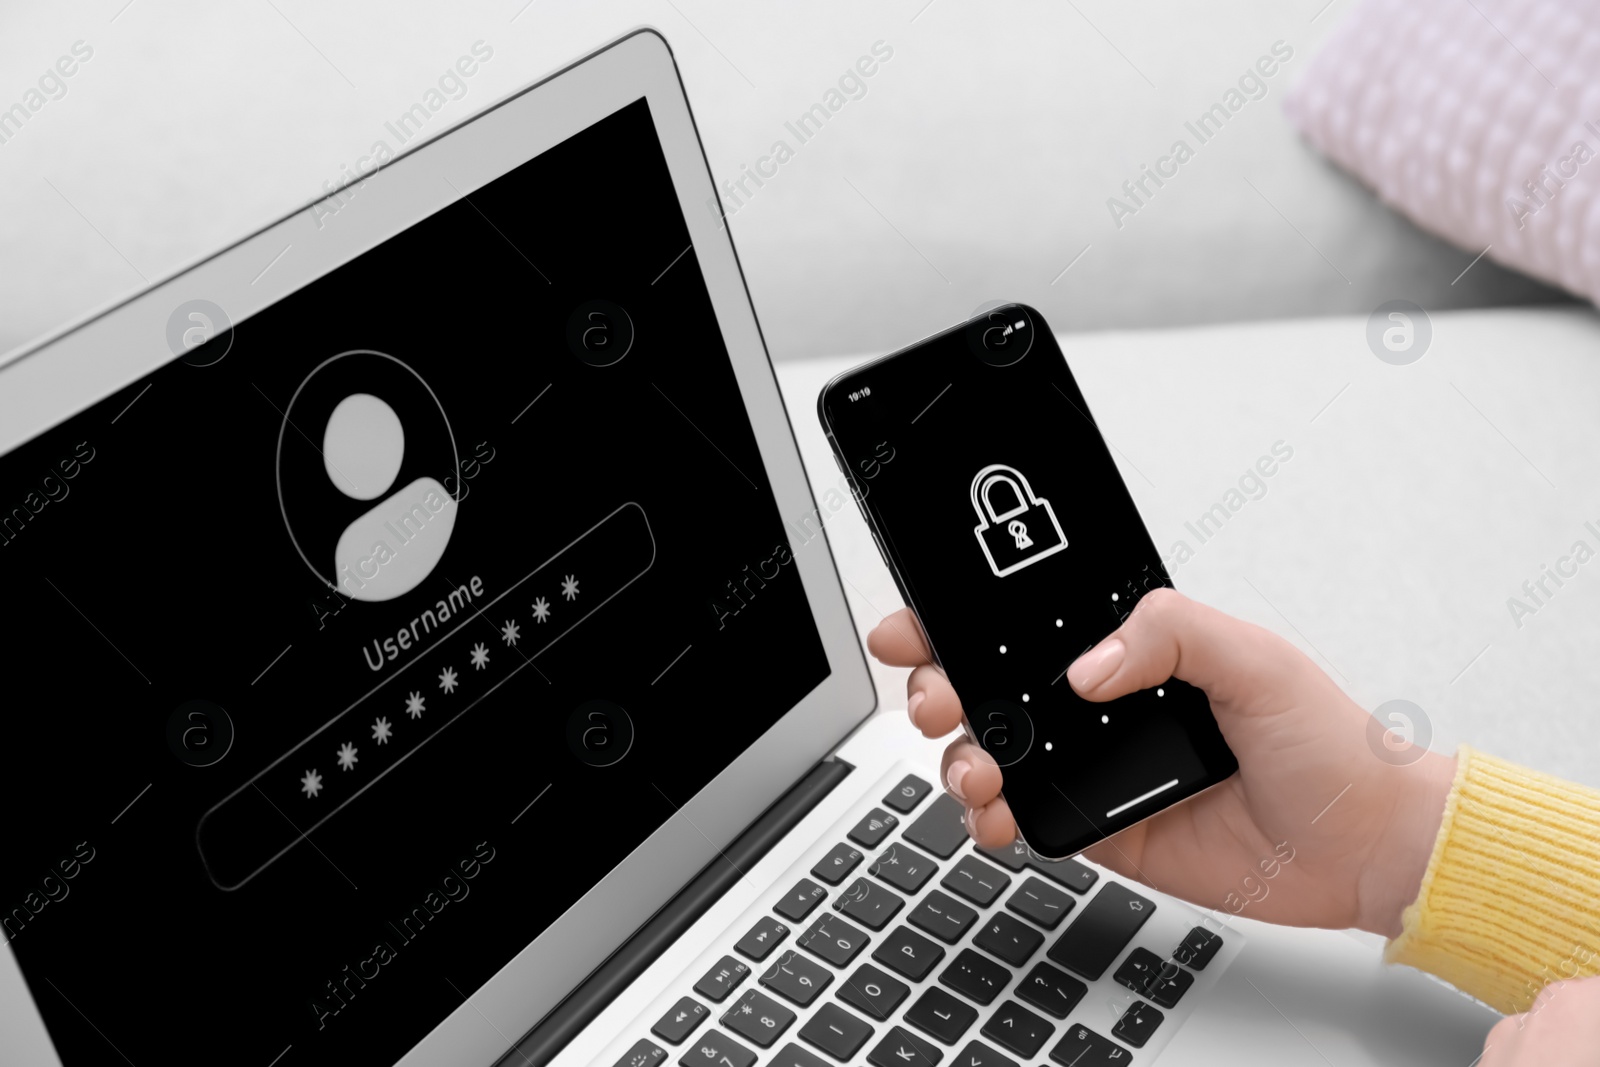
[0,28,1497,1067]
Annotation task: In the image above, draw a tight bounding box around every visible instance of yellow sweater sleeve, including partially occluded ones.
[1384,745,1600,1013]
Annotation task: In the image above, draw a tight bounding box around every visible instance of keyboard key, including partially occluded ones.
[734,915,791,962]
[775,879,828,923]
[979,1001,1053,1059]
[835,878,905,931]
[971,913,1043,968]
[1015,962,1086,1019]
[873,925,945,981]
[869,841,938,894]
[798,1003,874,1061]
[1113,947,1194,1008]
[693,957,751,1003]
[954,1040,1017,1067]
[908,890,977,944]
[615,1038,669,1067]
[940,855,1010,907]
[904,987,978,1044]
[812,843,865,886]
[836,964,909,1021]
[652,996,710,1044]
[1046,882,1155,980]
[974,841,1032,871]
[1048,1025,1129,1066]
[1111,1000,1163,1049]
[902,794,969,859]
[770,1042,830,1067]
[678,1029,757,1067]
[867,1026,943,1067]
[884,775,933,814]
[1173,925,1223,970]
[721,988,796,1048]
[799,913,870,967]
[760,949,832,1007]
[974,843,1099,895]
[848,808,901,848]
[1005,877,1075,930]
[938,949,1010,1006]
[1027,856,1098,895]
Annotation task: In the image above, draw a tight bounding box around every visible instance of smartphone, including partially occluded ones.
[818,303,1237,859]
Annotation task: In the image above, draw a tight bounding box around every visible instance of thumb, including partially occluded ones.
[1065,588,1310,708]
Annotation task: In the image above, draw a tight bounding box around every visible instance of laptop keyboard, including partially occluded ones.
[601,764,1239,1067]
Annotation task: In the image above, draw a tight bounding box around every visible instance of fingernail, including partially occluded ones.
[946,759,971,801]
[963,805,981,840]
[907,691,926,728]
[1068,638,1125,692]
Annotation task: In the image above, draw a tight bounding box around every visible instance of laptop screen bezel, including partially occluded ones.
[0,28,876,1067]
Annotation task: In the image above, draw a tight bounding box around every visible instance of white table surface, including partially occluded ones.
[775,306,1600,790]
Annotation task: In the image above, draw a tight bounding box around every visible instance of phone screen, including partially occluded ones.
[819,304,1236,858]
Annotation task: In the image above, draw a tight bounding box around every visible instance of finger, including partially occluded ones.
[1066,588,1315,707]
[1478,1015,1520,1067]
[965,795,1017,849]
[868,608,933,667]
[907,665,964,738]
[941,740,1002,809]
[1080,822,1151,886]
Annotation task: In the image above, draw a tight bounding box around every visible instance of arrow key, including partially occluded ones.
[867,1025,943,1067]
[651,995,709,1045]
[1113,947,1194,1008]
[1111,1000,1164,1049]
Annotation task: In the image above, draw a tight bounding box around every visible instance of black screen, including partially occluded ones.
[1,97,830,1065]
[819,304,1235,858]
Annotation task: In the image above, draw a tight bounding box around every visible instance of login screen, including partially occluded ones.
[0,97,829,1065]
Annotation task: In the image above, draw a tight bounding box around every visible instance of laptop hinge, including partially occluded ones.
[495,756,854,1067]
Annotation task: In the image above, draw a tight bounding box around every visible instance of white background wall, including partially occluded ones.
[3,0,1595,785]
[0,0,1569,361]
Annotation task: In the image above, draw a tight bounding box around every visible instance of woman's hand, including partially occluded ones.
[867,589,1456,936]
[1481,977,1600,1065]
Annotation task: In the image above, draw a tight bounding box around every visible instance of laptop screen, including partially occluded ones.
[1,96,831,1065]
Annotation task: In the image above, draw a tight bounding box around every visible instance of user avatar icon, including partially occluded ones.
[276,350,460,602]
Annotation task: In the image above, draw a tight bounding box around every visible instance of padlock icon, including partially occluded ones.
[970,463,1067,577]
